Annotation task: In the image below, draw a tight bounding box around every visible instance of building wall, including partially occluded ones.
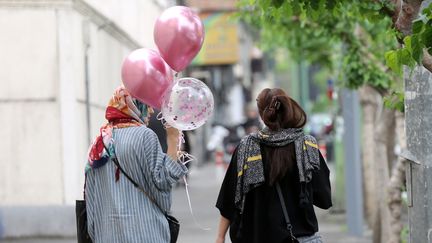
[84,0,173,49]
[0,0,176,237]
[185,0,236,11]
[0,8,63,205]
[0,0,170,207]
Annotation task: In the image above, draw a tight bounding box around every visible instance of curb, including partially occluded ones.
[0,206,75,239]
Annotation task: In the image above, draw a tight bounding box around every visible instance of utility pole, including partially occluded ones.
[341,89,364,236]
[405,66,432,242]
[404,2,432,241]
[298,60,310,113]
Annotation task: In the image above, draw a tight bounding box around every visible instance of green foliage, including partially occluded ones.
[234,0,432,115]
[401,225,409,243]
[386,5,432,73]
[383,91,405,112]
[237,0,399,94]
[385,38,416,76]
[343,44,393,90]
[311,94,331,113]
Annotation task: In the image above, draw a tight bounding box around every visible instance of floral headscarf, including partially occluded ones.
[86,86,153,173]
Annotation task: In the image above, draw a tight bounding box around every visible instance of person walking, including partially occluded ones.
[215,88,332,243]
[85,86,188,243]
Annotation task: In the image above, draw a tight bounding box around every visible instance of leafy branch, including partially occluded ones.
[237,0,398,92]
[385,0,432,73]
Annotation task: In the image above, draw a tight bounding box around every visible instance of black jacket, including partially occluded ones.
[216,143,332,243]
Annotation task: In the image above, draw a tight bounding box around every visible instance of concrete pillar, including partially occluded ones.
[405,67,432,242]
[341,89,364,236]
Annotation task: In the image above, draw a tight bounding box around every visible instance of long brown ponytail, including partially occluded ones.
[256,88,307,185]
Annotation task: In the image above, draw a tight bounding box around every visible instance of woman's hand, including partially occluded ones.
[166,127,180,140]
[166,127,180,161]
[215,236,225,243]
[216,216,230,243]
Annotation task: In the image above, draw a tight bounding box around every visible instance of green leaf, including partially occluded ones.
[411,35,424,64]
[291,1,302,15]
[259,0,271,10]
[404,36,412,54]
[385,50,402,74]
[399,48,416,69]
[362,9,384,23]
[383,96,392,108]
[383,91,405,112]
[271,0,284,8]
[326,0,336,10]
[311,0,320,11]
[421,26,432,49]
[281,1,293,16]
[412,20,424,34]
[422,4,432,17]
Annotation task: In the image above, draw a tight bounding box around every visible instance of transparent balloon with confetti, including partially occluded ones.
[161,77,214,131]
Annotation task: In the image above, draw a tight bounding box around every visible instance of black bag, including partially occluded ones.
[166,214,180,243]
[75,199,93,243]
[75,193,179,243]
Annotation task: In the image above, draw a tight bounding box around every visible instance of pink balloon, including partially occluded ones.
[121,48,173,109]
[154,6,205,72]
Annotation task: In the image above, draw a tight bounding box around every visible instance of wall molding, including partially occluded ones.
[0,97,56,103]
[0,0,72,9]
[72,0,141,49]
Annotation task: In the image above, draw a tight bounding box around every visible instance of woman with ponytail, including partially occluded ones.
[215,88,332,243]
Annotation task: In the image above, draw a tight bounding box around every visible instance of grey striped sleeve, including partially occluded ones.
[141,128,188,191]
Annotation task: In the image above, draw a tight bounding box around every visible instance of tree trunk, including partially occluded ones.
[359,85,380,228]
[387,111,406,243]
[372,106,395,243]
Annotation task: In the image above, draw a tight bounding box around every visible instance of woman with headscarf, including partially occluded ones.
[85,86,187,243]
[215,88,332,243]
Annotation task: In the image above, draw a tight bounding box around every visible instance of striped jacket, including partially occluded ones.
[86,126,188,243]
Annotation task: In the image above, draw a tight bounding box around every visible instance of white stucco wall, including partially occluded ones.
[0,0,170,206]
[0,8,63,205]
[84,0,172,49]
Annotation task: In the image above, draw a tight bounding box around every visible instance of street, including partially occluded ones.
[1,162,371,243]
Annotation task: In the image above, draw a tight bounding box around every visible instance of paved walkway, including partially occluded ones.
[172,162,372,243]
[1,162,371,243]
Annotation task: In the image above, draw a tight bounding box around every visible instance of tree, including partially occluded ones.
[237,0,432,242]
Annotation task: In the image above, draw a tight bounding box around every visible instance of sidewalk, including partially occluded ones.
[1,162,371,243]
[172,162,372,243]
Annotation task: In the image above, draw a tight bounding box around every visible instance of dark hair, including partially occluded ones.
[257,88,307,130]
[256,88,307,185]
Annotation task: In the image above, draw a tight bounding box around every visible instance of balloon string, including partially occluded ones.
[177,131,184,151]
[176,131,210,231]
[156,111,164,121]
[156,111,171,128]
[178,152,196,165]
[183,176,210,231]
[156,113,209,230]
